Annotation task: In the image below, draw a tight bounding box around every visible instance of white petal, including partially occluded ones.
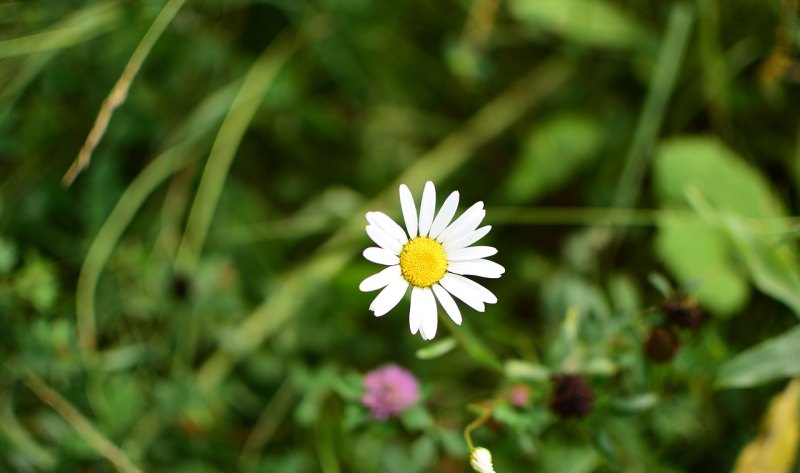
[446,246,497,262]
[432,283,462,325]
[369,279,408,316]
[418,181,436,236]
[359,265,402,292]
[399,184,418,239]
[453,275,497,304]
[409,286,429,335]
[437,201,484,244]
[447,259,505,279]
[416,287,438,340]
[366,225,403,254]
[444,225,492,251]
[363,247,399,266]
[366,211,408,244]
[428,191,459,239]
[439,273,485,312]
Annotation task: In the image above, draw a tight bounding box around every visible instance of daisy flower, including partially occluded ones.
[359,181,504,340]
[470,447,496,473]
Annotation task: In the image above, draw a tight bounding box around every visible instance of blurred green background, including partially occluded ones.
[2,0,800,471]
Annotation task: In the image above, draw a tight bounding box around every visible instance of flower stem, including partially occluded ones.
[464,402,494,451]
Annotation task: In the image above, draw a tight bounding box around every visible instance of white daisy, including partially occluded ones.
[470,447,496,473]
[359,181,504,340]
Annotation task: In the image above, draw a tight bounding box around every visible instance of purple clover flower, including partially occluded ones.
[361,364,420,420]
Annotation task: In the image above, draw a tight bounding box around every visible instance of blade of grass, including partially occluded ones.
[0,390,56,470]
[9,363,145,473]
[0,2,120,59]
[612,3,693,209]
[196,58,572,393]
[239,380,296,471]
[63,0,187,186]
[75,82,241,360]
[173,28,301,272]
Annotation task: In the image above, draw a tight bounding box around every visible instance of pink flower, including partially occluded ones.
[361,364,420,419]
[508,384,531,408]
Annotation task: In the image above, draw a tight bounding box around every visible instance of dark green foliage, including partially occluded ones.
[2,0,800,471]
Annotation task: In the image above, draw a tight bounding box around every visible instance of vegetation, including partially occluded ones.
[1,0,800,471]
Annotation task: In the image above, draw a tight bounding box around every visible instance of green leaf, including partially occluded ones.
[504,359,551,382]
[655,137,786,220]
[415,337,456,360]
[654,215,749,315]
[716,325,800,389]
[607,393,659,415]
[507,0,649,49]
[504,113,603,203]
[13,252,58,313]
[0,237,16,275]
[653,136,799,316]
[400,405,434,432]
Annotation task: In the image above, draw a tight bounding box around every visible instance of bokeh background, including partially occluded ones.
[2,0,800,472]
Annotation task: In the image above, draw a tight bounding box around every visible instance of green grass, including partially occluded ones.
[1,1,800,472]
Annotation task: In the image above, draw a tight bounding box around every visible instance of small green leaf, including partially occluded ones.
[504,360,551,382]
[504,113,603,203]
[647,272,674,298]
[13,252,58,313]
[508,0,649,49]
[607,393,659,414]
[400,405,434,432]
[0,237,16,275]
[716,325,800,389]
[415,337,456,360]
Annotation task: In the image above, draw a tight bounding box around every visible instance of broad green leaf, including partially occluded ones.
[716,325,800,389]
[508,0,649,49]
[654,215,749,314]
[504,113,603,203]
[654,136,800,316]
[655,137,787,221]
[732,379,799,473]
[716,214,800,316]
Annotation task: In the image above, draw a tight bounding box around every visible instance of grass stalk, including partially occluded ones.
[63,0,187,185]
[12,365,145,473]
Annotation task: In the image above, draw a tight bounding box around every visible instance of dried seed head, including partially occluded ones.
[550,374,594,419]
[662,293,703,329]
[644,326,680,362]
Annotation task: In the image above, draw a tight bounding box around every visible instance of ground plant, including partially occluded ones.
[1,1,800,472]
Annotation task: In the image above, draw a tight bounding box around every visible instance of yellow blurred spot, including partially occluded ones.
[732,378,800,473]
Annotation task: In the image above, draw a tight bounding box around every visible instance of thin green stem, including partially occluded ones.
[174,29,300,272]
[488,206,800,231]
[464,403,494,451]
[613,3,693,209]
[239,380,296,471]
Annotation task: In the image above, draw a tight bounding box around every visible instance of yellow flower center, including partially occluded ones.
[399,237,448,288]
